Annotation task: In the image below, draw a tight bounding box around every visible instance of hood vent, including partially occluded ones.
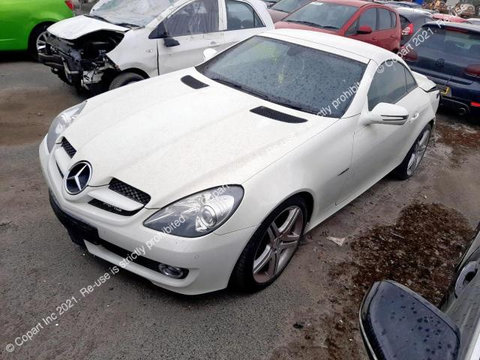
[61,137,77,158]
[250,106,307,124]
[181,75,209,89]
[109,178,151,205]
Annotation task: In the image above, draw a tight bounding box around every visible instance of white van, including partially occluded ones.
[40,0,273,92]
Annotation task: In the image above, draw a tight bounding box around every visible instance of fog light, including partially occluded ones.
[158,264,187,279]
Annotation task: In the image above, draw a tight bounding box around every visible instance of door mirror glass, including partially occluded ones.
[363,103,409,125]
[357,25,373,34]
[360,281,460,360]
[203,48,218,61]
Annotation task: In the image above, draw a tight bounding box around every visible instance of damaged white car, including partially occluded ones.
[39,0,273,92]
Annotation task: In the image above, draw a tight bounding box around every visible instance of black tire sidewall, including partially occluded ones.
[230,196,308,292]
[109,73,145,90]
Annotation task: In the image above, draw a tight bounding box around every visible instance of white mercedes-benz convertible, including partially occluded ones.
[40,29,440,295]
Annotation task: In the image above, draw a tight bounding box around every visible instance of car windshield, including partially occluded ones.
[196,36,366,118]
[90,0,175,27]
[284,2,358,30]
[271,0,311,13]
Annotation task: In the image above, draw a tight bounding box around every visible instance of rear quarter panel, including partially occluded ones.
[0,0,73,51]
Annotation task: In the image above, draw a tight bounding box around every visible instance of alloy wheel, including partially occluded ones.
[253,206,304,283]
[406,127,431,177]
[36,31,48,55]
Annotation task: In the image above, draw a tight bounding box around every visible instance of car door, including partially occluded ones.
[346,7,380,47]
[376,8,398,51]
[222,0,268,48]
[0,0,30,50]
[338,60,424,203]
[156,0,224,74]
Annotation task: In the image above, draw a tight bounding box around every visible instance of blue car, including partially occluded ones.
[403,22,480,120]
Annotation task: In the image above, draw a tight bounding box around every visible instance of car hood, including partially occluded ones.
[62,69,336,207]
[47,15,129,40]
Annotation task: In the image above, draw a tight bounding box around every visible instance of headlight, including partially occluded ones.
[47,102,87,152]
[144,185,244,237]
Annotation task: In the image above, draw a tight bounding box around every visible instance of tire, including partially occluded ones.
[109,72,145,90]
[230,196,307,292]
[28,23,50,61]
[392,123,432,180]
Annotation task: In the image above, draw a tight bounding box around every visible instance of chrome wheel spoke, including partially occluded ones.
[279,238,298,251]
[253,246,273,275]
[267,223,280,241]
[278,208,300,234]
[267,252,280,277]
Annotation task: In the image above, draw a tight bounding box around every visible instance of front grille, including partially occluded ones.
[61,137,76,158]
[109,178,151,205]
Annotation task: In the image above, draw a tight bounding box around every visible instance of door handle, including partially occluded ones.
[411,112,420,121]
[210,41,219,46]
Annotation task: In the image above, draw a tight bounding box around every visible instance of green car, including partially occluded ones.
[0,0,74,58]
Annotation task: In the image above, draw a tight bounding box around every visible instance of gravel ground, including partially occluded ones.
[1,54,479,360]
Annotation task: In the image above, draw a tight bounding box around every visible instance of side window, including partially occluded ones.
[165,0,219,37]
[390,10,397,27]
[399,15,409,30]
[359,8,377,31]
[226,0,264,30]
[345,19,358,36]
[378,8,393,30]
[403,65,417,93]
[368,61,408,110]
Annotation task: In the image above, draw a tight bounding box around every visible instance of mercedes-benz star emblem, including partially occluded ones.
[65,161,92,195]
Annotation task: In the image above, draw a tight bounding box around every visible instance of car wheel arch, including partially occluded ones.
[28,22,53,44]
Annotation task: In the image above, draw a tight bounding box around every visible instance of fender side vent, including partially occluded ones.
[250,106,307,124]
[181,75,209,89]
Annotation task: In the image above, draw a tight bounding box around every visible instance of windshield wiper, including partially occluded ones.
[114,22,140,28]
[321,25,339,30]
[86,14,110,23]
[285,20,321,27]
[210,77,246,91]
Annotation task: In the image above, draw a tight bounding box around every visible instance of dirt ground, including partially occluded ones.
[1,55,479,360]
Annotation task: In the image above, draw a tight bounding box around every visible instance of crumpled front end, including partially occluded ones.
[39,30,125,92]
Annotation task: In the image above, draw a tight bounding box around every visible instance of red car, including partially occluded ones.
[275,0,402,52]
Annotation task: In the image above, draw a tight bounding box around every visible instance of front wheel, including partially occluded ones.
[392,123,432,180]
[109,72,146,90]
[29,24,50,61]
[230,197,307,292]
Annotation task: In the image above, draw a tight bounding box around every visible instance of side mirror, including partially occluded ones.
[358,25,373,34]
[361,103,409,126]
[203,48,218,61]
[360,281,460,360]
[164,37,180,47]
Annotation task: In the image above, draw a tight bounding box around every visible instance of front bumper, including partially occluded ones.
[39,137,255,295]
